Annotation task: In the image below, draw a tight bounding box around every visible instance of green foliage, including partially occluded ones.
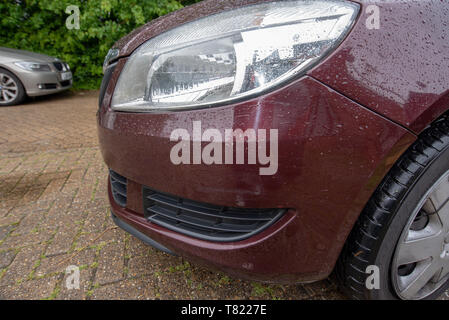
[0,0,201,89]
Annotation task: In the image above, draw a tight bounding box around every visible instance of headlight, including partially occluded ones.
[112,0,359,112]
[14,61,51,72]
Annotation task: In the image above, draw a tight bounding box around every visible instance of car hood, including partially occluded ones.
[0,47,59,63]
[111,0,364,58]
[111,0,273,58]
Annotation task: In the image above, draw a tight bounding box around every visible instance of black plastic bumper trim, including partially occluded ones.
[111,211,175,256]
[99,62,117,108]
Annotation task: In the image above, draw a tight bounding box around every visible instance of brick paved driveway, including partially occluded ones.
[0,90,344,299]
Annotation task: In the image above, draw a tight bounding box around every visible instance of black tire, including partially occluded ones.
[337,113,449,300]
[0,68,26,106]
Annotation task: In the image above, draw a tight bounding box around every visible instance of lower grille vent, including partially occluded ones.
[110,170,127,207]
[143,187,285,242]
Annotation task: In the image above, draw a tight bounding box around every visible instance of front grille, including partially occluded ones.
[53,62,63,71]
[143,187,286,242]
[41,83,57,89]
[110,170,127,207]
[53,61,69,72]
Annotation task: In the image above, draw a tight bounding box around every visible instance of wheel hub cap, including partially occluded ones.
[392,170,449,300]
[442,235,449,258]
[441,242,449,259]
[0,73,18,103]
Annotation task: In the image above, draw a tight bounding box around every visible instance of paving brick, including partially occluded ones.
[0,250,17,269]
[36,248,96,277]
[0,225,14,241]
[95,241,125,285]
[90,278,155,300]
[128,255,154,278]
[127,236,148,257]
[45,225,77,256]
[0,244,45,286]
[0,231,50,251]
[0,276,59,300]
[58,268,93,300]
[11,211,44,235]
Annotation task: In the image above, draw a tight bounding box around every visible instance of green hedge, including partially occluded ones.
[0,0,200,89]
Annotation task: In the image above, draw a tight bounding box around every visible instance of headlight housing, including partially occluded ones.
[112,0,359,112]
[14,61,51,72]
[103,48,119,73]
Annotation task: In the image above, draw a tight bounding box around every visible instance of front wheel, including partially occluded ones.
[0,69,26,106]
[338,114,449,300]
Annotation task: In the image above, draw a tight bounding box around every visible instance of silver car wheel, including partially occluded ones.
[392,169,449,300]
[0,73,19,103]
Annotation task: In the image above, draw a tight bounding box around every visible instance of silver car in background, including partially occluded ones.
[0,47,72,106]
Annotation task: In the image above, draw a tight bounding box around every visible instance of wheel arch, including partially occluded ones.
[0,65,27,92]
[337,108,449,264]
[409,92,449,134]
[335,112,449,299]
[0,65,27,105]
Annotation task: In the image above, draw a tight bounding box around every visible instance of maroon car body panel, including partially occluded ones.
[97,0,448,282]
[310,1,449,134]
[99,73,415,281]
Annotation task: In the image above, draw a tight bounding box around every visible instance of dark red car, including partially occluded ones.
[98,0,449,300]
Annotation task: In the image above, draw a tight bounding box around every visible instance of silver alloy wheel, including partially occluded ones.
[0,73,18,104]
[392,169,449,300]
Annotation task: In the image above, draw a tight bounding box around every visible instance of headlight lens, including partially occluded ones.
[112,0,359,111]
[14,61,51,72]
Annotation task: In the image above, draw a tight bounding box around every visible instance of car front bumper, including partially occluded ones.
[5,64,72,97]
[21,70,72,97]
[98,59,416,283]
